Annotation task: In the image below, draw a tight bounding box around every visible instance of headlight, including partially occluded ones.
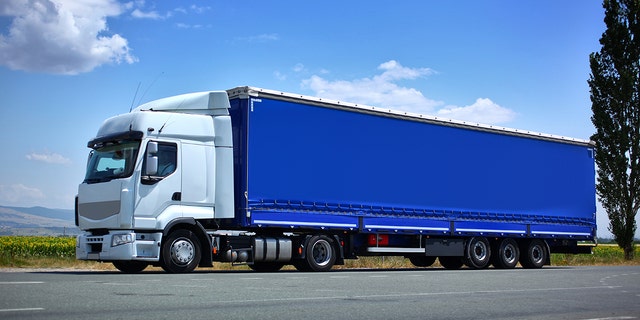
[112,233,134,247]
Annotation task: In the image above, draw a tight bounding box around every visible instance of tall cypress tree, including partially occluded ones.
[589,0,640,260]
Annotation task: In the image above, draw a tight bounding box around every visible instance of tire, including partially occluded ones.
[492,238,520,269]
[161,229,201,273]
[249,262,285,272]
[438,256,464,270]
[520,239,547,269]
[112,261,148,273]
[304,235,336,272]
[464,237,491,269]
[409,256,437,267]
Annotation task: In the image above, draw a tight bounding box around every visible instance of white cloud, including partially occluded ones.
[131,8,164,20]
[189,5,211,14]
[437,98,517,124]
[26,152,72,165]
[273,71,287,81]
[302,60,442,114]
[176,23,208,29]
[273,63,309,81]
[172,5,210,16]
[0,184,46,204]
[0,0,137,75]
[235,33,280,43]
[293,63,305,73]
[132,3,206,20]
[302,60,517,125]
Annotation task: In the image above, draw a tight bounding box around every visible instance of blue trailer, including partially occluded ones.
[76,86,596,273]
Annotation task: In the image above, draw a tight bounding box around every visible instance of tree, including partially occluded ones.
[589,0,640,260]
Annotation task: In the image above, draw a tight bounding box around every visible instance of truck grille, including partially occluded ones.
[86,236,104,253]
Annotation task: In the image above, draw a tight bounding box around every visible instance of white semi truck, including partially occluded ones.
[76,87,596,273]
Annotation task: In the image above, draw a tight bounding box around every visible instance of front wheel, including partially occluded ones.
[112,261,148,273]
[161,229,201,273]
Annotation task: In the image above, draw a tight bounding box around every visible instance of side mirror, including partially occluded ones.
[147,141,158,154]
[145,142,158,176]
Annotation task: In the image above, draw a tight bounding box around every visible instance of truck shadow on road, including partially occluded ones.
[29,266,574,275]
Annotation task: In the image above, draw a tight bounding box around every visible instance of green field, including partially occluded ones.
[1,236,638,270]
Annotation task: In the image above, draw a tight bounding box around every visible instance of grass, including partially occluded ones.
[1,236,639,271]
[551,244,640,266]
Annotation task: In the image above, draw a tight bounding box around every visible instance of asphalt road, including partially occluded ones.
[1,266,639,320]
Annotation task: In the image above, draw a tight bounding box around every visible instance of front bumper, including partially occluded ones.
[76,231,162,262]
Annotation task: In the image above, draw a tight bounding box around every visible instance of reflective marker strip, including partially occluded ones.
[365,224,448,231]
[253,220,357,228]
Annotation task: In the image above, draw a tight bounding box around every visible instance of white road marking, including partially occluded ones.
[0,308,45,312]
[581,317,637,320]
[0,281,44,284]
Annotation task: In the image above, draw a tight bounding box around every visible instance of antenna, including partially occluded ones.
[136,72,164,107]
[159,120,168,134]
[129,82,141,112]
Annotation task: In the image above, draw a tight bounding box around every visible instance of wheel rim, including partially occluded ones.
[472,240,488,261]
[503,243,517,264]
[531,244,544,265]
[312,239,332,266]
[170,238,195,265]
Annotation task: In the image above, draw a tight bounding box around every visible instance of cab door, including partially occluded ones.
[134,140,182,229]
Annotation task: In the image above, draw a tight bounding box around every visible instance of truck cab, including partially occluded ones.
[76,91,235,272]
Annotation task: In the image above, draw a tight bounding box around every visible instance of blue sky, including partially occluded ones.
[0,0,630,238]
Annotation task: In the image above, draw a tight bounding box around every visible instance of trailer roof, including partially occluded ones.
[227,86,593,147]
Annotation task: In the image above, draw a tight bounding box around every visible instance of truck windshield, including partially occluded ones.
[84,140,140,184]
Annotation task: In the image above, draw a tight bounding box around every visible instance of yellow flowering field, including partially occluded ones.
[0,236,75,259]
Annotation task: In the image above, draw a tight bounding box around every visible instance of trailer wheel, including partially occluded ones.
[492,238,520,269]
[409,256,437,267]
[161,229,201,273]
[520,239,546,269]
[464,237,491,269]
[304,235,336,272]
[249,262,285,272]
[438,256,464,270]
[112,261,148,273]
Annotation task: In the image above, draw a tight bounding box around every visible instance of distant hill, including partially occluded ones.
[0,206,79,236]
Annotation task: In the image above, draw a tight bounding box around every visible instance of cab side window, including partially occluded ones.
[142,141,177,185]
[156,143,177,177]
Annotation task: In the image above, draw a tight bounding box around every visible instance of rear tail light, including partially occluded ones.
[368,234,389,246]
